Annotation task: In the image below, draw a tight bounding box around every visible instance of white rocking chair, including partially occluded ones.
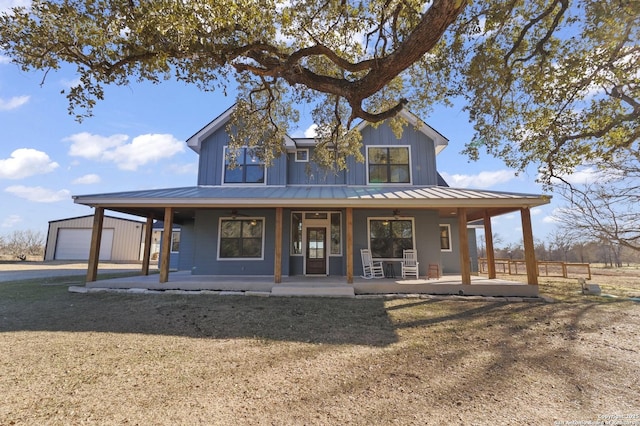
[401,249,419,279]
[361,249,385,279]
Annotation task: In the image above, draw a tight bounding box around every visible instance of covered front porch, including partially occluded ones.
[83,271,539,297]
[74,185,550,293]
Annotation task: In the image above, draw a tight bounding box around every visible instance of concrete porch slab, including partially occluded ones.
[81,272,539,298]
[271,285,355,298]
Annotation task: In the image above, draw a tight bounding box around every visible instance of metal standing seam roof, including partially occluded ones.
[73,185,550,208]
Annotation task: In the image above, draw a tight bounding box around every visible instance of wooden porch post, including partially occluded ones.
[483,210,497,279]
[86,207,104,283]
[274,207,283,284]
[141,215,154,276]
[457,208,471,285]
[159,207,173,284]
[346,207,353,284]
[521,207,539,286]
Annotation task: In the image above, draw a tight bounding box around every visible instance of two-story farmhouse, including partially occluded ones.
[73,105,549,295]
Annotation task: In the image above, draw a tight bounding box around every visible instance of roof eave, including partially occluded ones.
[354,108,449,153]
[74,195,549,210]
[186,104,236,154]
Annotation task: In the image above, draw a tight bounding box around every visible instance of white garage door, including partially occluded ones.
[55,228,114,260]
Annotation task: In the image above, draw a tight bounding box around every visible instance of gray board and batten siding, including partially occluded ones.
[195,120,440,187]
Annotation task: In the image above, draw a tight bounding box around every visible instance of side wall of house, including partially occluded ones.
[177,220,195,271]
[439,219,479,274]
[197,128,228,186]
[195,118,442,187]
[287,151,347,185]
[346,122,439,186]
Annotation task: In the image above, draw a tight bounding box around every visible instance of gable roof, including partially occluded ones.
[186,104,298,154]
[354,108,449,154]
[186,104,235,154]
[186,105,449,154]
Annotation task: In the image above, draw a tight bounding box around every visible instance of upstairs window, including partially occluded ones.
[224,147,265,184]
[367,146,410,184]
[295,149,309,162]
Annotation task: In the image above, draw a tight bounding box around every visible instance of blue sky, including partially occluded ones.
[0,7,575,246]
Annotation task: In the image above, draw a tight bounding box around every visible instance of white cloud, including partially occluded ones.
[60,77,82,89]
[66,132,128,159]
[0,0,30,12]
[530,207,544,216]
[304,124,318,138]
[108,134,185,170]
[549,166,621,186]
[72,173,101,184]
[542,215,559,224]
[0,95,30,111]
[2,214,22,228]
[66,132,185,170]
[0,55,10,64]
[5,185,70,202]
[440,170,517,189]
[542,207,569,224]
[0,148,59,179]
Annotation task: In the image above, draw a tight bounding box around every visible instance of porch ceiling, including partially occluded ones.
[73,185,550,223]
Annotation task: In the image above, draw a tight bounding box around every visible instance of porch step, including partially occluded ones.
[271,285,355,298]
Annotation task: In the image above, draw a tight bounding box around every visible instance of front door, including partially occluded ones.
[306,227,326,275]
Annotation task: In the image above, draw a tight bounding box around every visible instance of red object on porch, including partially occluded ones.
[427,264,440,279]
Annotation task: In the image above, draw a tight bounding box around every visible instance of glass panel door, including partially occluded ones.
[306,227,326,275]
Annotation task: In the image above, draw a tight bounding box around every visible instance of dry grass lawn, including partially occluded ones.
[0,267,639,425]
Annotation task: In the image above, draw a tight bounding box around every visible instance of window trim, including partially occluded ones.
[291,212,303,256]
[217,217,266,260]
[221,146,267,186]
[170,230,180,253]
[290,211,342,257]
[295,149,309,162]
[367,217,416,260]
[329,212,342,256]
[439,224,452,252]
[365,145,412,185]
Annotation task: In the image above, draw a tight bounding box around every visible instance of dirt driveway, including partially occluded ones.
[0,261,144,282]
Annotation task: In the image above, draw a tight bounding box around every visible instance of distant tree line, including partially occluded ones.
[0,230,45,261]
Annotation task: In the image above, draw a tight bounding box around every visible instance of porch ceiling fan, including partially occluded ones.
[228,209,249,219]
[392,209,410,219]
[382,209,409,225]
